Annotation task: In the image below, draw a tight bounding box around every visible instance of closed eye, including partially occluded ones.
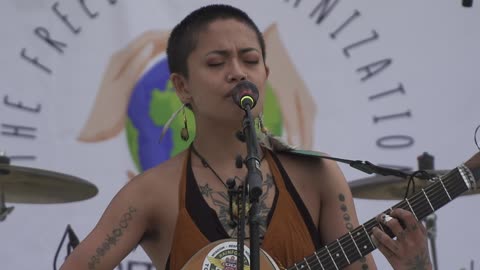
[208,63,224,67]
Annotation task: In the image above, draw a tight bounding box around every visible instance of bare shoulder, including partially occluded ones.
[131,150,187,196]
[274,150,342,180]
[128,150,188,224]
[274,150,349,197]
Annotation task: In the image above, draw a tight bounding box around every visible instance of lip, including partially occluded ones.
[224,80,256,98]
[224,86,236,98]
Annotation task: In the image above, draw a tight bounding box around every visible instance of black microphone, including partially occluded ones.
[231,81,259,110]
[66,224,80,249]
[463,0,473,7]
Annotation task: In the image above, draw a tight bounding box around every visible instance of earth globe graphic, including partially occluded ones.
[126,57,284,173]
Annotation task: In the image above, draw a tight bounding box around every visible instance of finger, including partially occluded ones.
[109,30,169,79]
[372,227,399,255]
[121,41,154,82]
[377,213,404,239]
[391,209,420,233]
[121,31,169,79]
[371,235,395,259]
[263,23,316,149]
[123,30,169,56]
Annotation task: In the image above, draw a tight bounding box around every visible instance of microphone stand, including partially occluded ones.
[417,153,439,270]
[238,103,263,270]
[53,224,79,270]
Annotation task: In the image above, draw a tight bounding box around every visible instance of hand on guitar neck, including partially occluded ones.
[464,152,480,177]
[371,209,432,270]
[371,151,480,270]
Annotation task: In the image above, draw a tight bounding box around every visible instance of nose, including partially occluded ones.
[226,61,247,82]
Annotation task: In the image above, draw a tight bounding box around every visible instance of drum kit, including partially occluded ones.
[0,152,98,221]
[0,150,478,270]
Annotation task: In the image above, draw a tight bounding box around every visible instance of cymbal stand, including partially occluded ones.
[0,152,14,221]
[417,152,438,270]
[425,213,438,270]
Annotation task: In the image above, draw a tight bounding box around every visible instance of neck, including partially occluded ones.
[192,117,262,167]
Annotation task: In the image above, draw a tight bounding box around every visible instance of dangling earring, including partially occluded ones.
[258,112,269,135]
[159,103,185,143]
[180,104,189,141]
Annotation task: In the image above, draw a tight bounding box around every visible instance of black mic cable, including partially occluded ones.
[53,224,80,270]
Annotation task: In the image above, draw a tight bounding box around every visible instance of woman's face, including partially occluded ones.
[179,18,269,124]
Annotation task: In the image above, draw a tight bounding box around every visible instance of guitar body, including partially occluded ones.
[181,239,281,270]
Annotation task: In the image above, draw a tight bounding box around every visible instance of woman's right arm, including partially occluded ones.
[60,176,154,270]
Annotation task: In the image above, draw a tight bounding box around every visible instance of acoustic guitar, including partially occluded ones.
[182,156,479,270]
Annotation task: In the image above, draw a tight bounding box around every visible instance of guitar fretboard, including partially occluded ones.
[288,168,468,270]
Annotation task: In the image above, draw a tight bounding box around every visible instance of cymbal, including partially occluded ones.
[0,164,98,204]
[349,170,480,200]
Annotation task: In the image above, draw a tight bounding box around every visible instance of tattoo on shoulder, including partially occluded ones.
[88,206,137,270]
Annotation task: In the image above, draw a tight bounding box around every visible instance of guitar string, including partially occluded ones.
[317,171,465,269]
[301,181,460,270]
[292,127,478,269]
[297,169,465,270]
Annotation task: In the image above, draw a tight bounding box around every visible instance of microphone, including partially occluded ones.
[231,81,259,110]
[66,224,80,249]
[463,0,473,7]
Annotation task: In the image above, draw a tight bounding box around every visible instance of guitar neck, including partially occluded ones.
[288,167,472,270]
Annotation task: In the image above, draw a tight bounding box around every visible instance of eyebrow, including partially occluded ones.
[205,48,259,57]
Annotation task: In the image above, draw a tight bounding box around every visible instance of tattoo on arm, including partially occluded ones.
[405,251,431,270]
[338,193,353,231]
[338,194,370,269]
[88,207,137,270]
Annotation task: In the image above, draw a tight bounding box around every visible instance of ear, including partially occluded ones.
[170,73,192,104]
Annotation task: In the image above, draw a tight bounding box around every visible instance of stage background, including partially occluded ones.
[1,0,479,269]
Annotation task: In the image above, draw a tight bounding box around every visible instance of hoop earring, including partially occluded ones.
[180,104,190,141]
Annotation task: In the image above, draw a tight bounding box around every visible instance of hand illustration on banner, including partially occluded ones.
[77,24,316,176]
[78,30,170,142]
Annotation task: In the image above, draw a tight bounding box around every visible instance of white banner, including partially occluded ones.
[1,0,479,269]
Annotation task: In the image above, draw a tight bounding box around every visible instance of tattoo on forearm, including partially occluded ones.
[339,194,369,269]
[88,207,137,270]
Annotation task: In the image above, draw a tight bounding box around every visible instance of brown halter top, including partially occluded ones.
[166,149,321,269]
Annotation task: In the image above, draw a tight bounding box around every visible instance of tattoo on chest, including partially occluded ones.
[199,174,274,238]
